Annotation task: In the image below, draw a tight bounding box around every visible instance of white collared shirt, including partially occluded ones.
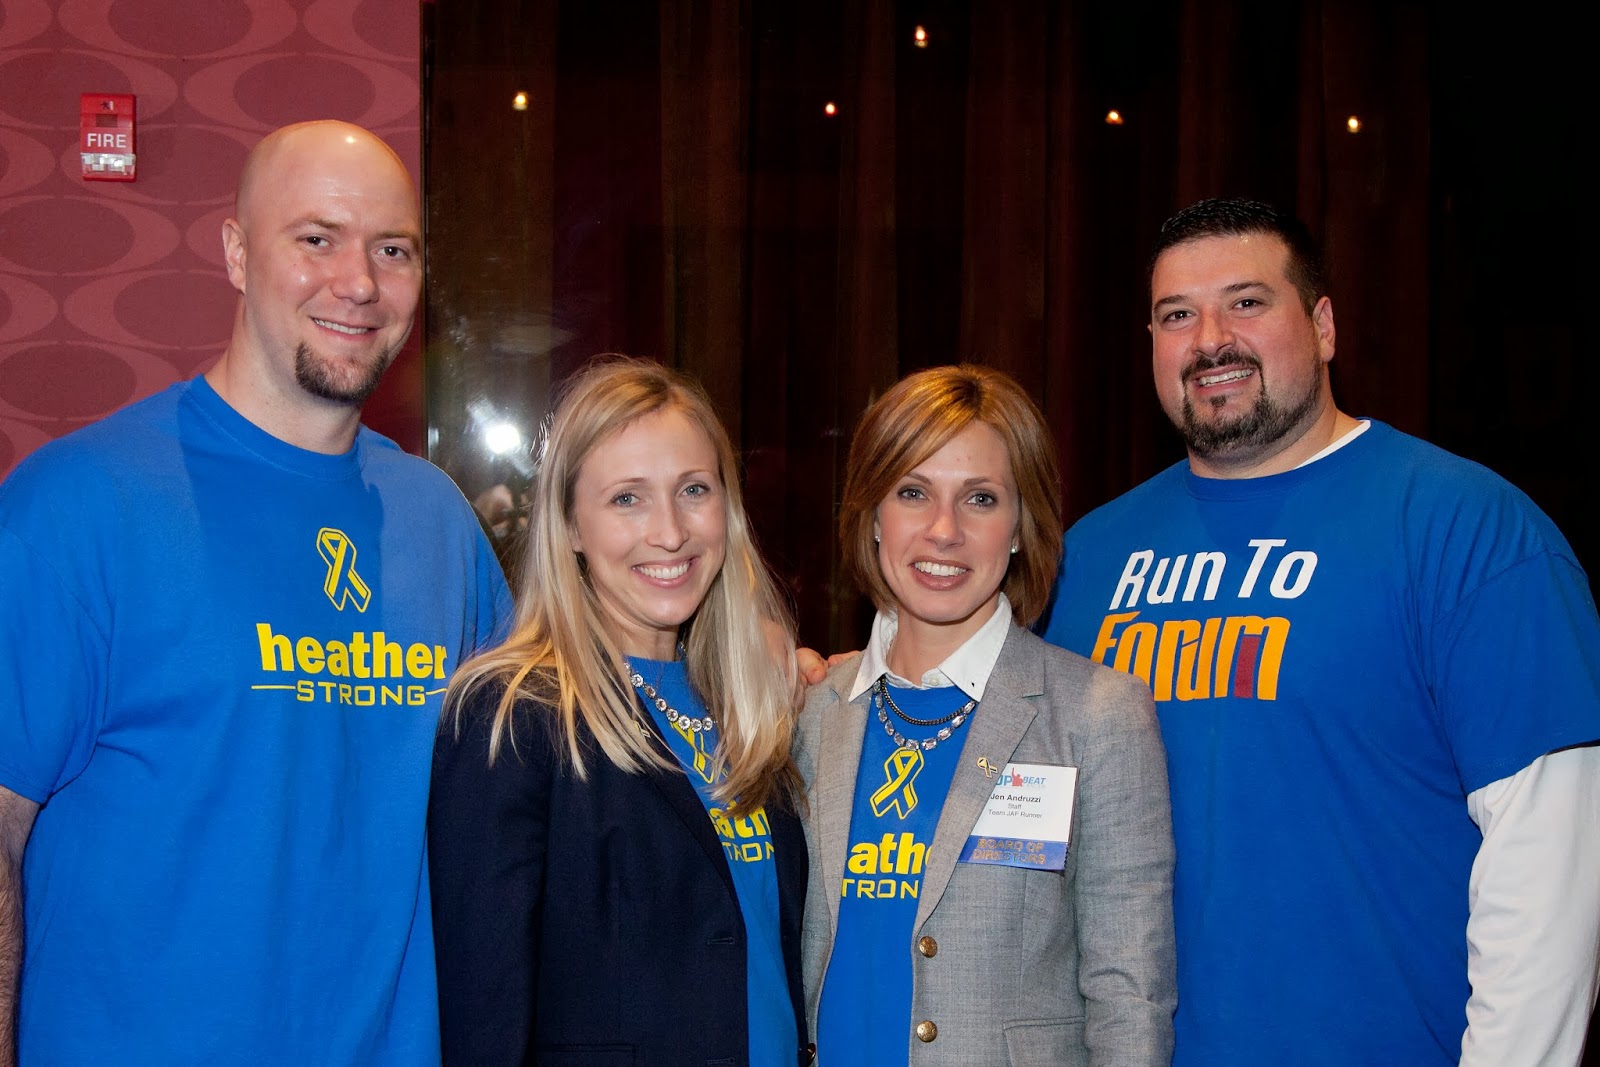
[848,593,1015,703]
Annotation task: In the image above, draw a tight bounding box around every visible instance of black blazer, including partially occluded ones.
[429,680,809,1066]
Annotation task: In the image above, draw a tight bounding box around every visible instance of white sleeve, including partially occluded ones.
[1460,745,1600,1066]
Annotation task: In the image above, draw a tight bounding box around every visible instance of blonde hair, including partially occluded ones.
[839,364,1064,626]
[446,357,800,812]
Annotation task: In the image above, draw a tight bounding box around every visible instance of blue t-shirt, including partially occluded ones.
[0,378,512,1064]
[629,657,796,1067]
[817,683,973,1067]
[1040,421,1600,1065]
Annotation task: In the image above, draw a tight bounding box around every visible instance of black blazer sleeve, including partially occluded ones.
[429,681,550,1065]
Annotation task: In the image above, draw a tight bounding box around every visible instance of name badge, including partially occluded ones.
[957,762,1077,871]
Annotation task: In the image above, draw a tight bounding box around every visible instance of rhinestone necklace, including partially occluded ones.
[873,677,976,751]
[630,669,717,733]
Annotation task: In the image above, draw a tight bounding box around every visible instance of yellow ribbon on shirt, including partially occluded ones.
[870,746,923,819]
[317,527,372,613]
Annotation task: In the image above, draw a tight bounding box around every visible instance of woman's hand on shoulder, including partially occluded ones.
[796,646,830,687]
[797,646,862,684]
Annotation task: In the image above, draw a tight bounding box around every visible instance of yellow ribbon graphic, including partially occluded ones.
[317,528,371,613]
[671,719,717,784]
[870,746,923,819]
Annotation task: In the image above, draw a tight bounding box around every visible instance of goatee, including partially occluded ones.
[294,342,390,406]
[1177,350,1321,458]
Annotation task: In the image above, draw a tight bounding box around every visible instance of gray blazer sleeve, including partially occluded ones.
[1061,653,1177,1065]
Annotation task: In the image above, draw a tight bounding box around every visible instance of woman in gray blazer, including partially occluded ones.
[797,364,1175,1066]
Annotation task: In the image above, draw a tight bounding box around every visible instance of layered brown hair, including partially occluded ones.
[839,364,1063,626]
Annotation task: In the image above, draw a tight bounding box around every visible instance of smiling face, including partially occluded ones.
[875,420,1020,652]
[223,123,422,410]
[570,406,728,660]
[1150,232,1336,476]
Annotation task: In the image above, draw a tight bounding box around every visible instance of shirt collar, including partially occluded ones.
[1294,418,1371,468]
[849,593,1014,702]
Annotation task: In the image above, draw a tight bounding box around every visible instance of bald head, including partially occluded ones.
[235,120,416,225]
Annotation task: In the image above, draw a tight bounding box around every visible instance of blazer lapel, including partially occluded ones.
[914,627,1042,930]
[770,801,809,1034]
[772,803,808,912]
[639,715,739,900]
[813,673,870,935]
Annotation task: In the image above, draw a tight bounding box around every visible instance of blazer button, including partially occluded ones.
[917,935,938,957]
[915,1020,938,1042]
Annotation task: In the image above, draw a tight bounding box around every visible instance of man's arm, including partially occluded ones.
[1460,745,1600,1066]
[0,785,40,1067]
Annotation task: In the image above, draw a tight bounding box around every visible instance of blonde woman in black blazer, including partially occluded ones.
[430,359,811,1066]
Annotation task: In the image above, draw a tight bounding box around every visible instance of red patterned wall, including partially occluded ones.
[0,0,423,477]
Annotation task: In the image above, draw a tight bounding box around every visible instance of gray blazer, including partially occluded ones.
[796,624,1175,1066]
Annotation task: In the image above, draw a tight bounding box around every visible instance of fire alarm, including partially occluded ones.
[81,93,136,181]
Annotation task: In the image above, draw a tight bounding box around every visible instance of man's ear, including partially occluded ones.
[222,219,247,294]
[1313,295,1336,364]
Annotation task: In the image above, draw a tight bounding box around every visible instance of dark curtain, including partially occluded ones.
[425,0,1596,651]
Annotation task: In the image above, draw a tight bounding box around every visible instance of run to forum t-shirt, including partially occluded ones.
[1039,421,1600,1065]
[817,682,975,1067]
[628,657,795,1067]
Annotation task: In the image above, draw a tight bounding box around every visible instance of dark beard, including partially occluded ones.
[1177,350,1322,458]
[294,341,389,406]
